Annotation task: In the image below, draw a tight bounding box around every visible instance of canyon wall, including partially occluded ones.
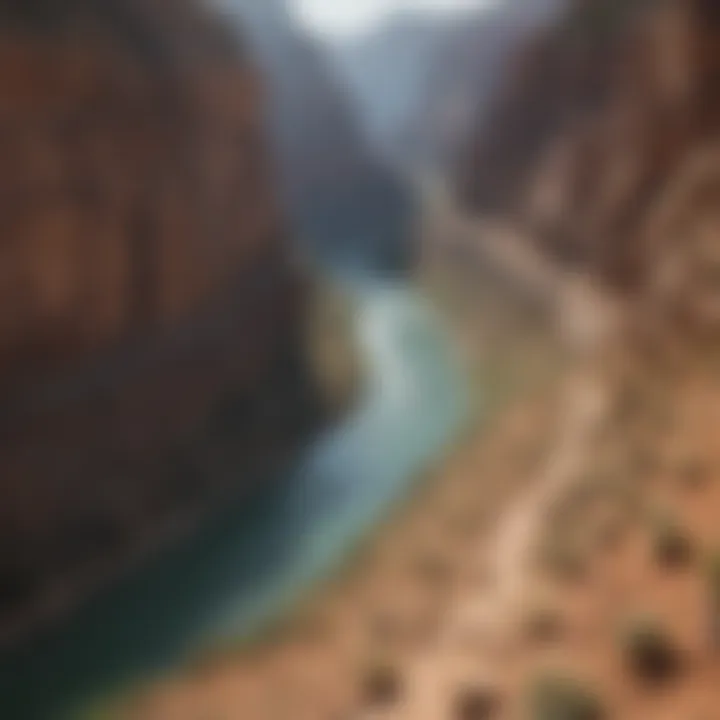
[458,0,720,340]
[390,0,561,174]
[225,0,414,271]
[0,0,319,644]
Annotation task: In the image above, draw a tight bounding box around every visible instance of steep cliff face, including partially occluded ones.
[403,3,551,173]
[0,0,293,392]
[458,0,720,339]
[0,0,318,642]
[327,13,455,162]
[457,0,641,217]
[222,0,414,271]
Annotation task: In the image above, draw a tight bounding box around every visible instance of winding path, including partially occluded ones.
[393,177,622,718]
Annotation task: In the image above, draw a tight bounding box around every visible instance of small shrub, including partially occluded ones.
[650,515,693,567]
[621,616,680,683]
[361,659,403,708]
[528,674,604,720]
[705,552,720,650]
[524,606,565,644]
[453,683,501,719]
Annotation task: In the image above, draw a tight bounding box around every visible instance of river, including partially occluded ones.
[0,276,469,719]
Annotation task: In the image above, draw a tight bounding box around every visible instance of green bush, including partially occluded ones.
[361,659,403,708]
[528,674,604,720]
[650,514,693,567]
[524,606,565,644]
[621,616,679,682]
[453,683,501,719]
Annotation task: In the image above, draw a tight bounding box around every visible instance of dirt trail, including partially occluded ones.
[394,179,623,718]
[393,367,614,719]
[120,179,625,720]
[418,173,622,357]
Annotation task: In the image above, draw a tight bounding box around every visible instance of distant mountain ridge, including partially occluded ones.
[326,11,457,159]
[221,0,414,271]
[458,0,720,341]
[325,0,562,172]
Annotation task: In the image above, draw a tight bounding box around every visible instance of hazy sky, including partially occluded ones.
[294,0,498,36]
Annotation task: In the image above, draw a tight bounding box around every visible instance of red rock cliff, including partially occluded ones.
[0,0,317,642]
[458,0,720,339]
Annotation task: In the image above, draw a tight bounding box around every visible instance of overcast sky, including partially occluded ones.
[293,0,499,36]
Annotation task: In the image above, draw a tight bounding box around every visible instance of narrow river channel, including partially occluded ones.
[0,276,470,719]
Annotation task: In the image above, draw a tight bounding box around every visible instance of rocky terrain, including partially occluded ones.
[458,0,720,343]
[9,0,720,716]
[397,0,560,174]
[0,0,321,647]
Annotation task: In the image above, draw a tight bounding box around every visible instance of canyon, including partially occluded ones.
[6,0,720,717]
[224,0,414,271]
[0,0,322,648]
[457,0,720,342]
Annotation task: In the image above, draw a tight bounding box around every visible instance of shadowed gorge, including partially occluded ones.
[222,0,415,271]
[0,0,322,648]
[5,1,720,718]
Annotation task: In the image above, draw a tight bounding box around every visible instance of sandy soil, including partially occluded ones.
[110,379,563,720]
[98,266,566,720]
[98,190,720,720]
[105,310,720,720]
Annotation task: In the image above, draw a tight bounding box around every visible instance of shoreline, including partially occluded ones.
[114,373,563,720]
[3,271,470,720]
[97,261,565,719]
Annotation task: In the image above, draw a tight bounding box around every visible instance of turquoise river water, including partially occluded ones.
[0,277,470,719]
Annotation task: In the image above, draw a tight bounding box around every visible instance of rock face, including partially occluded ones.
[0,0,319,643]
[403,4,547,173]
[325,0,559,174]
[458,0,720,340]
[225,0,414,271]
[327,12,457,163]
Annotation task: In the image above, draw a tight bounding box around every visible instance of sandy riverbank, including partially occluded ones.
[100,368,564,720]
[109,287,720,720]
[83,255,566,719]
